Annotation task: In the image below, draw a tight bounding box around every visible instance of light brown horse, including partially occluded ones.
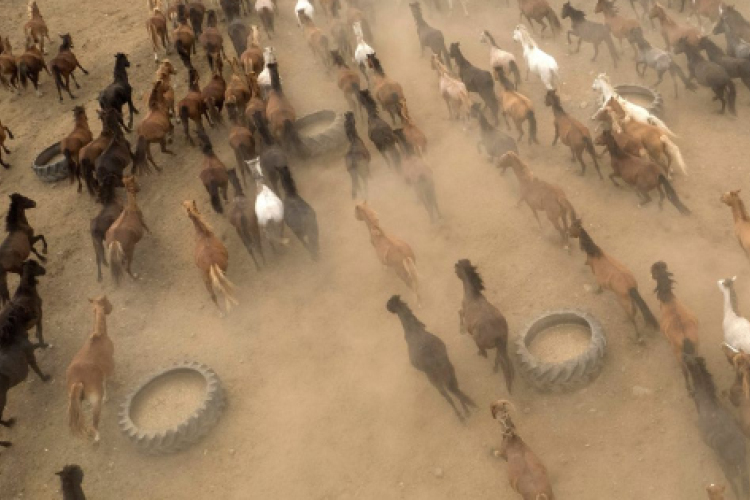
[299,12,331,69]
[0,38,18,92]
[725,346,750,438]
[368,54,405,125]
[545,90,600,178]
[431,54,472,122]
[225,58,252,111]
[649,2,701,50]
[23,1,52,54]
[455,259,514,393]
[594,0,640,54]
[706,483,726,500]
[178,68,211,146]
[66,296,114,444]
[496,68,537,144]
[331,50,361,117]
[721,190,750,259]
[17,37,50,96]
[61,106,93,193]
[265,63,307,157]
[173,4,196,69]
[397,99,427,156]
[354,202,420,305]
[49,33,89,102]
[134,79,175,172]
[244,71,266,121]
[497,152,577,249]
[104,176,149,284]
[202,70,227,125]
[183,200,239,314]
[569,217,658,341]
[518,0,562,37]
[0,119,14,169]
[688,0,722,25]
[240,26,264,73]
[150,59,178,121]
[146,7,171,63]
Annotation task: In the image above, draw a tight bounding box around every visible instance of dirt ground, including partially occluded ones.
[1,0,749,498]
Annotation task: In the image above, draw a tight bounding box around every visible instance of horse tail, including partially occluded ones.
[660,136,687,176]
[208,179,223,214]
[403,257,420,297]
[509,60,521,88]
[629,287,659,329]
[133,135,151,176]
[67,382,87,437]
[647,115,677,138]
[494,336,514,394]
[62,147,76,184]
[526,110,538,143]
[18,60,28,89]
[51,64,64,95]
[283,119,310,159]
[107,241,125,285]
[727,79,737,115]
[209,264,239,311]
[658,175,691,215]
[175,39,192,69]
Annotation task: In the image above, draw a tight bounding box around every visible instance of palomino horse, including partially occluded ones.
[105,176,150,284]
[0,194,47,305]
[66,296,115,444]
[455,259,514,392]
[355,203,420,304]
[183,200,239,314]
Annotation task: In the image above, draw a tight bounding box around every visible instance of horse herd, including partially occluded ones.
[1,0,750,497]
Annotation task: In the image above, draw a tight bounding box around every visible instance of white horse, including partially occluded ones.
[719,277,750,354]
[295,0,314,27]
[258,46,277,98]
[591,73,676,138]
[353,22,375,82]
[512,25,559,90]
[248,158,287,250]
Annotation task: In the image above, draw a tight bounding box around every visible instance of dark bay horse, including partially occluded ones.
[98,53,138,130]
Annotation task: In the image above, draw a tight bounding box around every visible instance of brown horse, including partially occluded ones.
[61,106,93,192]
[569,217,658,341]
[179,68,212,146]
[90,176,122,282]
[706,483,727,500]
[725,346,750,438]
[594,0,640,54]
[721,190,750,259]
[150,59,178,121]
[244,71,266,122]
[0,119,14,169]
[227,102,256,186]
[240,25,264,73]
[146,7,171,63]
[0,194,47,305]
[545,90,600,178]
[17,37,50,97]
[497,152,577,249]
[227,169,264,270]
[66,296,114,444]
[518,0,562,37]
[105,176,149,284]
[134,80,175,172]
[23,1,52,55]
[183,200,239,314]
[649,2,701,50]
[496,68,538,144]
[368,54,405,125]
[79,109,120,196]
[202,70,227,124]
[0,38,18,92]
[196,132,229,213]
[265,63,307,157]
[354,202,420,305]
[299,12,331,70]
[397,99,427,156]
[199,10,227,74]
[455,259,514,393]
[225,58,252,111]
[50,33,89,102]
[331,50,362,117]
[173,4,196,69]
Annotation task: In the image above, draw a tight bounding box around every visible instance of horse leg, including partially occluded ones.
[90,392,103,443]
[159,138,175,156]
[656,183,665,210]
[35,307,47,348]
[715,86,727,114]
[94,235,106,282]
[515,119,525,143]
[63,74,75,99]
[428,376,464,422]
[0,384,15,428]
[526,202,542,228]
[575,148,588,176]
[501,111,511,130]
[70,70,82,90]
[0,272,9,306]
[31,240,48,261]
[591,41,601,62]
[637,190,653,207]
[25,346,49,382]
[576,37,583,55]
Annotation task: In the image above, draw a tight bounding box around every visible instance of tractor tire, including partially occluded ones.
[32,142,69,183]
[119,362,226,455]
[297,110,346,157]
[614,84,664,116]
[515,309,606,393]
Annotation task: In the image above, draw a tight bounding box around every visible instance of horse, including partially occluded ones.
[649,2,701,51]
[686,0,722,26]
[408,2,451,70]
[355,203,420,304]
[277,166,319,260]
[0,306,50,441]
[568,217,658,342]
[517,0,562,36]
[226,100,256,187]
[298,11,331,70]
[183,200,239,314]
[497,152,577,248]
[397,99,427,156]
[593,0,640,55]
[80,109,122,195]
[0,194,46,305]
[253,112,285,194]
[199,10,227,74]
[0,38,18,92]
[331,50,362,117]
[179,68,212,147]
[227,16,248,57]
[367,54,405,125]
[196,131,229,214]
[248,158,288,252]
[295,0,315,26]
[393,129,442,223]
[595,129,690,214]
[496,68,538,145]
[562,2,619,67]
[240,26,264,75]
[226,169,264,270]
[66,296,115,444]
[358,89,401,170]
[725,346,750,438]
[50,34,89,102]
[479,30,521,89]
[698,37,750,94]
[449,42,499,125]
[629,28,696,97]
[683,342,750,500]
[61,106,93,193]
[202,71,227,125]
[146,7,171,63]
[353,21,375,84]
[91,176,123,282]
[17,38,50,97]
[512,25,560,90]
[713,6,750,59]
[544,90,600,178]
[23,1,52,55]
[674,37,737,115]
[151,59,178,122]
[105,176,149,284]
[1,259,48,348]
[94,111,135,189]
[56,465,86,499]
[173,4,196,69]
[721,190,750,260]
[265,63,308,158]
[344,111,370,200]
[455,260,514,392]
[0,119,14,169]
[98,53,139,131]
[431,55,472,124]
[471,104,519,162]
[255,0,276,38]
[329,6,352,62]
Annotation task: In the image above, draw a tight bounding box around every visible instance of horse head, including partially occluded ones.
[9,193,36,210]
[115,52,130,68]
[89,295,113,316]
[122,175,140,194]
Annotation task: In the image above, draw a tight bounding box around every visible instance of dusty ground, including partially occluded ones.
[1,0,749,498]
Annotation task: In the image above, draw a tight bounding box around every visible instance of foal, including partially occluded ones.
[50,34,89,102]
[105,176,149,284]
[455,259,514,393]
[66,296,114,444]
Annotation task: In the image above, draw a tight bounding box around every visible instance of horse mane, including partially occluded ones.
[386,295,426,330]
[456,259,485,293]
[564,3,587,21]
[684,346,718,403]
[253,111,277,145]
[278,166,298,197]
[482,30,498,47]
[368,55,385,77]
[268,63,282,93]
[330,50,347,67]
[359,89,379,117]
[575,223,603,257]
[651,261,675,303]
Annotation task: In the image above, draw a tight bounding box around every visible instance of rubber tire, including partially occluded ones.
[614,84,664,117]
[118,362,226,455]
[296,110,346,157]
[32,142,69,183]
[515,309,607,393]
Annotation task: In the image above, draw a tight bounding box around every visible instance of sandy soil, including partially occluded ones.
[1,0,749,498]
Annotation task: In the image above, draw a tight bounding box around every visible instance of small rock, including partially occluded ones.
[632,385,653,397]
[433,467,444,479]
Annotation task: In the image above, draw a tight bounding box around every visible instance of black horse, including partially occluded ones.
[56,465,86,500]
[470,103,518,162]
[95,109,135,185]
[228,18,248,57]
[253,111,284,194]
[0,260,48,348]
[358,89,401,171]
[674,37,737,115]
[561,2,618,67]
[98,53,138,131]
[698,36,750,94]
[344,111,371,200]
[408,2,452,70]
[449,42,499,125]
[277,166,319,260]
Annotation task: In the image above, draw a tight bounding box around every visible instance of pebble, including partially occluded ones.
[632,385,653,397]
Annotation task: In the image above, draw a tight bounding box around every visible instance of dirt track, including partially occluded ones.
[1,0,750,498]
